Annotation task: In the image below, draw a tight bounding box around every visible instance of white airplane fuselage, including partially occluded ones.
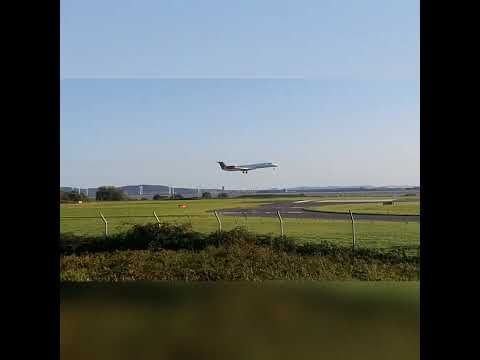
[218,161,278,174]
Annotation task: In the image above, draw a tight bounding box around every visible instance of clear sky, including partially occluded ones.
[60,0,419,189]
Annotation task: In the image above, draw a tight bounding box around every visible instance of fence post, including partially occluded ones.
[277,210,284,237]
[214,210,222,232]
[153,211,161,228]
[99,212,108,237]
[349,210,356,253]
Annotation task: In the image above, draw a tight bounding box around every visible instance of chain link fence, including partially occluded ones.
[60,210,419,255]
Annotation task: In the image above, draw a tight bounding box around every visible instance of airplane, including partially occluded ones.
[217,161,278,174]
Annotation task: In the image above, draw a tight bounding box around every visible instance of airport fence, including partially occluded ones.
[60,210,420,255]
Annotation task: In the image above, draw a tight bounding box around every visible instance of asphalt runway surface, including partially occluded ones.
[218,199,420,222]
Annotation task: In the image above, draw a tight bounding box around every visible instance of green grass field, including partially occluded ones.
[309,201,420,215]
[60,197,420,252]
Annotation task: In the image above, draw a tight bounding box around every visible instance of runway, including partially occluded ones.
[217,199,420,222]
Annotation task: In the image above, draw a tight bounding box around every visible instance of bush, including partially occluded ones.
[59,224,419,266]
[60,225,420,281]
[202,192,212,199]
[217,192,229,198]
[96,186,128,201]
[153,194,162,200]
[60,191,88,203]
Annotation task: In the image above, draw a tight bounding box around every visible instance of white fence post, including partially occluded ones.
[349,210,356,253]
[214,210,222,232]
[99,212,108,237]
[153,211,161,228]
[277,210,284,237]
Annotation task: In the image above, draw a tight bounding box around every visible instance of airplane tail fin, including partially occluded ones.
[217,161,226,169]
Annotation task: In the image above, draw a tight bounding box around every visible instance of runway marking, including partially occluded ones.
[313,199,397,204]
[293,200,313,203]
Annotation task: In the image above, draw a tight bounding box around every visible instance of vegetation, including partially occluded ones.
[60,223,419,281]
[60,190,89,203]
[202,192,212,199]
[96,186,128,201]
[217,192,229,198]
[61,282,419,360]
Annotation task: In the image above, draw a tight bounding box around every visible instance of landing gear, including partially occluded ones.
[242,171,248,174]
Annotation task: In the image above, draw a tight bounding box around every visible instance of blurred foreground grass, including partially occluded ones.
[61,282,419,360]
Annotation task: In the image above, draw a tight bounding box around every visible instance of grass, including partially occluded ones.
[60,198,420,252]
[309,201,420,216]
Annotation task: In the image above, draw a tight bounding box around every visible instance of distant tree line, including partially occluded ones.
[201,192,228,199]
[60,191,89,203]
[96,186,128,201]
[61,186,234,202]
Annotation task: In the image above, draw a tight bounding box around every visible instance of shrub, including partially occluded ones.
[60,191,89,203]
[60,239,420,281]
[96,186,128,201]
[59,224,419,266]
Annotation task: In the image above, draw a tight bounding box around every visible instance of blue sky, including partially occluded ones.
[60,0,419,189]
